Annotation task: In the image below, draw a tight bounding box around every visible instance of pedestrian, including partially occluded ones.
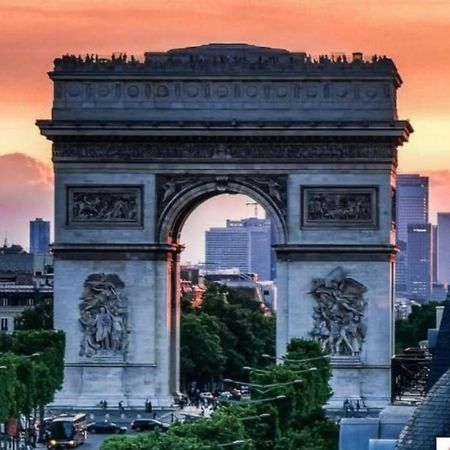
[343,399,349,417]
[100,400,104,409]
[118,400,124,413]
[145,398,152,413]
[103,400,108,411]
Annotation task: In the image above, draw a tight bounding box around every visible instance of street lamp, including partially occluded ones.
[242,395,286,404]
[240,413,271,422]
[217,440,247,448]
[262,354,330,363]
[243,366,318,375]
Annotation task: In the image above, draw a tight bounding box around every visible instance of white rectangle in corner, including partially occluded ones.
[436,437,450,450]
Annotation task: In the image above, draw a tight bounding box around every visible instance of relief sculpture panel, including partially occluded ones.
[79,273,129,359]
[310,267,367,357]
[67,186,142,226]
[302,186,377,228]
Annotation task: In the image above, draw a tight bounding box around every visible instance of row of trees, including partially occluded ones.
[180,284,276,388]
[101,338,338,450]
[0,298,64,437]
[0,330,65,423]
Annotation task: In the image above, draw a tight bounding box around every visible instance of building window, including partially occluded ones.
[0,318,8,331]
[26,298,34,306]
[0,298,8,307]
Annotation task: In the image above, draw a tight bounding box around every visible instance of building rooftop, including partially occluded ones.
[396,366,450,449]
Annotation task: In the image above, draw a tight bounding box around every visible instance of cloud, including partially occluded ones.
[0,153,53,249]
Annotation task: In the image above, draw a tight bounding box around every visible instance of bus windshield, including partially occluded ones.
[51,421,74,440]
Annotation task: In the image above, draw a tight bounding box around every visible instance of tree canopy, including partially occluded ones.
[0,330,65,422]
[101,338,338,450]
[395,302,443,353]
[14,299,53,331]
[181,283,275,388]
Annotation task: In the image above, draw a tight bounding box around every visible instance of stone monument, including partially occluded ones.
[37,44,412,408]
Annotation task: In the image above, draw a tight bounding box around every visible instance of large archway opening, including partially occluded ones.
[160,184,286,396]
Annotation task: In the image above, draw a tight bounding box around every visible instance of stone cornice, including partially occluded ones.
[52,243,183,260]
[38,120,412,142]
[274,244,398,262]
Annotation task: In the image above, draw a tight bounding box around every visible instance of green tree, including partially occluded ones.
[196,284,275,382]
[101,338,338,450]
[395,302,443,353]
[0,353,18,422]
[249,339,337,450]
[14,299,53,330]
[180,313,226,388]
[0,330,65,431]
[101,411,252,450]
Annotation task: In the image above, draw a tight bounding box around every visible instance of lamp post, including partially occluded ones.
[225,376,301,395]
[217,440,247,448]
[243,366,318,375]
[240,413,271,421]
[262,353,330,363]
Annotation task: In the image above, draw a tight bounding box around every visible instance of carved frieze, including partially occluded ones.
[302,187,377,228]
[67,186,142,226]
[53,142,395,163]
[79,273,128,359]
[310,267,367,356]
[156,174,287,219]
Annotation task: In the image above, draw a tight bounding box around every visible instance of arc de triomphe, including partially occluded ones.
[37,44,411,409]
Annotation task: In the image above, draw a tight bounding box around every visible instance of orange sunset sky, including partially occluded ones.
[1,0,450,261]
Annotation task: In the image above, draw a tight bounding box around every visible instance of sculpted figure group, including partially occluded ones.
[310,267,367,356]
[79,273,128,358]
[307,192,372,222]
[72,191,138,222]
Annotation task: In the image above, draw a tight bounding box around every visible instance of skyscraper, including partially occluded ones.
[205,218,274,280]
[29,218,50,254]
[395,174,429,296]
[396,174,429,243]
[407,223,433,301]
[438,213,450,284]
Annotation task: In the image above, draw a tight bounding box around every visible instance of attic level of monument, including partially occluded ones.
[52,43,401,83]
[42,44,405,125]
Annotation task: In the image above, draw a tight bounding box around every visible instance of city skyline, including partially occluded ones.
[2,1,450,261]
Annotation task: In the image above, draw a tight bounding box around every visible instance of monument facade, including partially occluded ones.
[37,44,411,408]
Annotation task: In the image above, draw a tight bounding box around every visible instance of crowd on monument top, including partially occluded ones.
[54,51,391,70]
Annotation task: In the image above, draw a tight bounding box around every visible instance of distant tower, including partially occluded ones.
[205,217,274,280]
[395,174,429,296]
[407,223,433,301]
[29,218,50,254]
[396,174,429,243]
[438,213,450,284]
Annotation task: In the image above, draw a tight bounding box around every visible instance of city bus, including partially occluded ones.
[47,414,87,449]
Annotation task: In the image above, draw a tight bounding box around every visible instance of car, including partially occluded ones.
[180,414,202,423]
[219,392,232,400]
[86,421,127,434]
[130,419,169,432]
[199,392,214,400]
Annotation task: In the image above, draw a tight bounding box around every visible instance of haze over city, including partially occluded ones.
[2,0,450,262]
